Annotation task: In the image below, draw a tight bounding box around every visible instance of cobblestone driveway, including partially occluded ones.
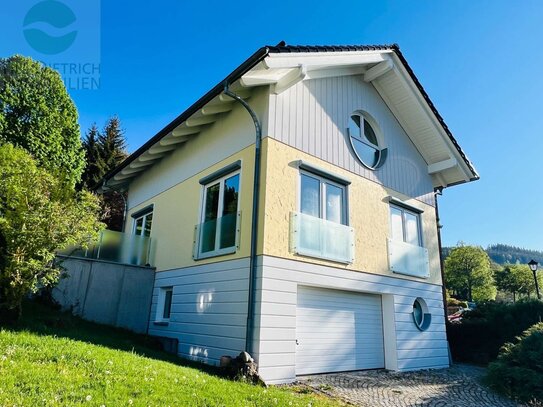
[298,364,521,407]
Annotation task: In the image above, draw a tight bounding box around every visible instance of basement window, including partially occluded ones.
[155,287,173,324]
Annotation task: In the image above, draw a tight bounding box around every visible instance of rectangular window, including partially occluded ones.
[156,287,173,323]
[300,172,347,225]
[387,203,429,278]
[162,289,173,319]
[197,170,240,258]
[133,211,153,237]
[389,205,422,246]
[292,170,353,264]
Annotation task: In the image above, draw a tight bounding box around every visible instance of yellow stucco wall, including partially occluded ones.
[261,137,443,285]
[126,145,256,272]
[126,135,441,284]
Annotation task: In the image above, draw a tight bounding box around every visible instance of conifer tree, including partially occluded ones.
[99,115,127,170]
[81,124,103,190]
[80,116,128,231]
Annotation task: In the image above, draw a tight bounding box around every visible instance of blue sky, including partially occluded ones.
[3,1,543,250]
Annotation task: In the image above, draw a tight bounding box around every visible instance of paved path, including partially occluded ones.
[298,364,521,407]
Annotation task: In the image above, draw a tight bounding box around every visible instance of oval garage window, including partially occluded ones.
[412,297,431,331]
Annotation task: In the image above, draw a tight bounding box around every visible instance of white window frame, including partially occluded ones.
[299,170,348,226]
[133,210,153,237]
[196,170,241,259]
[389,204,423,247]
[347,110,387,170]
[155,287,173,323]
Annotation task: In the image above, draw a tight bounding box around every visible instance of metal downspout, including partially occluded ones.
[223,85,262,354]
[434,190,451,366]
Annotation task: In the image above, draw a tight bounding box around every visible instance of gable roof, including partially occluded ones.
[102,42,478,190]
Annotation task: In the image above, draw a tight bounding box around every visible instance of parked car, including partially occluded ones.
[448,308,466,323]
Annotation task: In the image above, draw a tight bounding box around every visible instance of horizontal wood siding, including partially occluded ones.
[268,76,435,206]
[148,258,250,365]
[255,255,448,384]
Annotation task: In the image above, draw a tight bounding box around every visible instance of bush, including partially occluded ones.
[485,323,543,403]
[447,299,543,364]
[0,143,103,321]
[447,297,468,308]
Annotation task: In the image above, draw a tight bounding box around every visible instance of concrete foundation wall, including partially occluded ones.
[53,256,155,333]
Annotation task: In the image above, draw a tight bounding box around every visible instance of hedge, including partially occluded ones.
[447,299,543,364]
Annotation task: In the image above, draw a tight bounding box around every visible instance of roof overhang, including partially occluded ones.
[101,44,478,190]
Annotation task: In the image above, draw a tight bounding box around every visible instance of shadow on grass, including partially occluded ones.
[1,299,224,378]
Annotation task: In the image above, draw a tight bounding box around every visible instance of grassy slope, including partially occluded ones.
[0,302,341,407]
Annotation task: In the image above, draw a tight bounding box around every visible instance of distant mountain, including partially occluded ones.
[442,244,543,266]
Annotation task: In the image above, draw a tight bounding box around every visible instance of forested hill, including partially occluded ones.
[442,244,543,265]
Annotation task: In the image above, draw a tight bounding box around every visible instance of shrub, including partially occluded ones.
[0,144,103,321]
[447,297,468,308]
[485,323,543,403]
[447,299,543,364]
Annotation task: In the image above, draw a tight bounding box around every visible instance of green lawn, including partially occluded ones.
[0,301,341,406]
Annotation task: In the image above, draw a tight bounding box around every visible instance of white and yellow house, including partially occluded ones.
[102,43,479,384]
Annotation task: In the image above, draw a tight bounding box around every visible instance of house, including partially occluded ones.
[101,43,479,384]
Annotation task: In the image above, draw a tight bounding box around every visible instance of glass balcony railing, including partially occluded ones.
[193,212,241,260]
[58,229,153,267]
[290,212,354,264]
[387,238,429,278]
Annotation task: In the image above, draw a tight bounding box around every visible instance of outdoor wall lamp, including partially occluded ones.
[528,259,541,300]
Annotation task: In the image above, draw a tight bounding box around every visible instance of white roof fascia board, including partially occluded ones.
[263,51,391,69]
[389,54,477,181]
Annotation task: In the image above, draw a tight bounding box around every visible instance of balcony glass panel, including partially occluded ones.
[58,229,152,266]
[290,212,354,263]
[194,212,241,259]
[387,238,429,278]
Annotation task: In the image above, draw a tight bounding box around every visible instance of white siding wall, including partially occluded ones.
[254,255,448,384]
[127,87,269,211]
[267,76,435,206]
[148,258,250,365]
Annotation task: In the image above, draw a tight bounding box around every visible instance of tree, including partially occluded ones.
[81,124,103,190]
[99,116,127,173]
[0,144,103,321]
[496,264,543,302]
[80,117,128,231]
[445,245,496,302]
[0,55,85,186]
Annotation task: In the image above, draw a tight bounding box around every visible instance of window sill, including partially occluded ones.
[153,321,169,326]
[293,249,353,265]
[193,247,237,261]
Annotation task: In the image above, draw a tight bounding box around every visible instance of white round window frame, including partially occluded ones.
[412,297,432,331]
[347,110,387,170]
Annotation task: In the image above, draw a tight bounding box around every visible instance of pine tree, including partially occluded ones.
[99,115,127,170]
[80,116,129,231]
[81,124,104,190]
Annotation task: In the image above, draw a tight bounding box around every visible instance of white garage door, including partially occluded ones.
[296,286,385,375]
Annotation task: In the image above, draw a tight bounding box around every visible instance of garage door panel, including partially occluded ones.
[298,347,382,361]
[299,295,382,308]
[296,286,385,375]
[297,320,384,329]
[297,309,383,319]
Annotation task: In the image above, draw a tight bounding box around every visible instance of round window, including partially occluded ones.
[347,112,386,169]
[412,298,431,331]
